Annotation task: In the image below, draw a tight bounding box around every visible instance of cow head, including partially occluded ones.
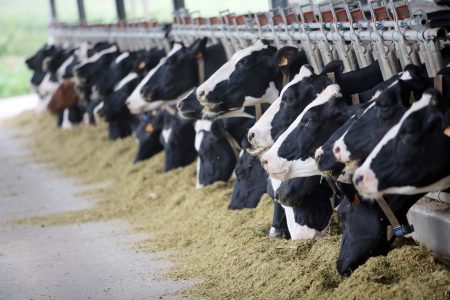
[261,84,343,181]
[197,41,308,117]
[353,89,450,198]
[25,44,58,71]
[276,176,333,232]
[126,39,208,114]
[228,139,267,210]
[74,44,119,84]
[195,116,254,188]
[247,65,333,155]
[141,38,208,102]
[177,88,203,120]
[332,65,429,174]
[156,107,197,172]
[134,112,164,163]
[336,183,420,276]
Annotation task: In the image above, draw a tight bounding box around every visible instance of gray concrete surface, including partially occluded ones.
[0,119,192,299]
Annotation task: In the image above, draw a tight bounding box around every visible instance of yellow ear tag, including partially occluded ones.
[278,57,288,67]
[138,61,146,69]
[444,126,450,137]
[145,123,154,134]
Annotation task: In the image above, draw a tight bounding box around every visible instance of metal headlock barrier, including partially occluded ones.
[48,0,449,80]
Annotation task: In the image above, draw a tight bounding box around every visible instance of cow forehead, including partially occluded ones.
[197,40,269,92]
[76,45,118,69]
[361,92,433,169]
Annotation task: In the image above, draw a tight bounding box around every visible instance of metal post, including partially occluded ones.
[49,0,58,23]
[115,0,127,22]
[76,0,86,24]
[173,0,185,11]
[270,0,288,8]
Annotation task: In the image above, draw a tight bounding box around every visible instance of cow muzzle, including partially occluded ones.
[353,166,379,197]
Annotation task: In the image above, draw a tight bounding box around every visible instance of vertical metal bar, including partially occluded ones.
[270,0,288,9]
[49,0,58,22]
[116,0,127,22]
[77,0,86,24]
[173,0,185,11]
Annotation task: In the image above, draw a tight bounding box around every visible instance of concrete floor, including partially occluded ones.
[0,98,192,299]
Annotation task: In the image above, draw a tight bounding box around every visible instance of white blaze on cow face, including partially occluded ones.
[194,120,212,189]
[126,44,183,114]
[114,51,130,64]
[196,40,269,103]
[247,66,314,154]
[113,72,139,92]
[354,93,434,198]
[162,128,172,145]
[261,84,341,181]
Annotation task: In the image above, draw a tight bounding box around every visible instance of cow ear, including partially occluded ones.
[187,37,208,58]
[272,46,299,67]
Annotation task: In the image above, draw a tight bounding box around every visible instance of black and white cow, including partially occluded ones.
[155,105,197,172]
[196,41,308,117]
[335,182,422,276]
[247,65,331,155]
[260,84,346,181]
[329,65,431,174]
[228,139,268,210]
[126,39,228,114]
[133,112,164,163]
[354,89,450,197]
[195,115,254,188]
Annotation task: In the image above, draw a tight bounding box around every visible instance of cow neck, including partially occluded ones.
[374,196,414,238]
[434,74,443,95]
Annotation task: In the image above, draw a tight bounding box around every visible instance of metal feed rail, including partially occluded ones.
[47,0,448,79]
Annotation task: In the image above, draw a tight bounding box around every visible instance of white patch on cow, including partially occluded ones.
[113,72,139,92]
[114,51,130,64]
[354,93,433,198]
[219,109,255,119]
[162,128,172,144]
[282,205,326,240]
[76,42,91,62]
[93,101,104,120]
[399,70,412,81]
[194,120,212,151]
[195,159,204,189]
[261,84,341,181]
[248,65,314,154]
[75,45,118,69]
[42,56,52,71]
[36,72,59,113]
[56,55,75,81]
[314,146,324,160]
[243,81,279,106]
[127,44,182,114]
[333,101,377,164]
[61,109,73,130]
[197,40,269,101]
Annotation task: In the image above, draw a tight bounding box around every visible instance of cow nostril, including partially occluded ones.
[334,146,340,154]
[199,90,205,97]
[354,174,363,186]
[261,159,268,169]
[248,132,255,142]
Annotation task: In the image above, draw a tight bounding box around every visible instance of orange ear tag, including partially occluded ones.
[145,123,154,134]
[278,57,288,67]
[444,126,450,137]
[138,61,146,69]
